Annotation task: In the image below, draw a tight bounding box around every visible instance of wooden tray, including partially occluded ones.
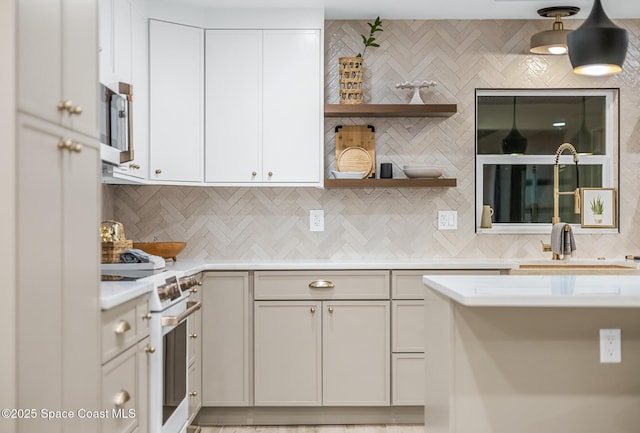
[335,125,375,177]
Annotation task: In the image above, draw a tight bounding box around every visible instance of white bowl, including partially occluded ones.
[402,165,443,178]
[331,170,367,179]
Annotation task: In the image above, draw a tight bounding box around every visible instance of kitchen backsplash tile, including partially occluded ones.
[107,19,640,261]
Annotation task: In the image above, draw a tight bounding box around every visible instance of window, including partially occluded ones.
[475,89,619,234]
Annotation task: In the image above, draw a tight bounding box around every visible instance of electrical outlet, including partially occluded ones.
[600,329,621,363]
[438,211,458,230]
[310,209,324,232]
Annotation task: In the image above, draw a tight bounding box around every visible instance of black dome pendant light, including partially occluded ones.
[566,0,628,76]
[502,96,527,155]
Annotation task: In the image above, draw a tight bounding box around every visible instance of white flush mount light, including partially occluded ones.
[530,6,580,55]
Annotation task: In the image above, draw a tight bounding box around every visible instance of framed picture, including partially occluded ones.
[581,188,617,228]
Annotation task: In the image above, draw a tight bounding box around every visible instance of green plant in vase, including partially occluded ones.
[339,17,383,104]
[590,195,604,223]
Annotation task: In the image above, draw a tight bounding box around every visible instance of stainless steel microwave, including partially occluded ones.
[100,82,133,165]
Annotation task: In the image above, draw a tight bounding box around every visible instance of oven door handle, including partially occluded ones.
[161,301,202,327]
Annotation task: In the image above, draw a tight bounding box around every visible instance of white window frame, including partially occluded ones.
[475,88,618,234]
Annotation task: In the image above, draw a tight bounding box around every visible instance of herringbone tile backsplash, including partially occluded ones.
[107,19,640,261]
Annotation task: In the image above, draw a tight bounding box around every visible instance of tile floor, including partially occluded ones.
[200,425,424,433]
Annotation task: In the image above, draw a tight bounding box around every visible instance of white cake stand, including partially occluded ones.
[395,80,437,104]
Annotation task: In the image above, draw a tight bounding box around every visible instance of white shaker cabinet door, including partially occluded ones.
[205,30,262,183]
[262,30,322,184]
[322,301,390,406]
[18,0,99,139]
[254,301,322,406]
[149,20,204,182]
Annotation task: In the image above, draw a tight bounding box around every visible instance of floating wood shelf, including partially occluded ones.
[324,104,457,118]
[324,178,457,188]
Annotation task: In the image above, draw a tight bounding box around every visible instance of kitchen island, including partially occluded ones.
[422,274,640,433]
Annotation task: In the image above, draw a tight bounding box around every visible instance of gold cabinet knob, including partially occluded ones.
[113,390,131,406]
[268,171,273,177]
[68,105,83,115]
[328,306,334,313]
[155,169,162,175]
[252,171,257,176]
[190,287,198,294]
[114,320,131,335]
[197,280,203,286]
[56,100,82,115]
[310,307,316,313]
[189,391,198,397]
[145,345,156,354]
[57,139,73,150]
[189,333,198,339]
[129,163,141,170]
[70,143,82,153]
[142,313,152,320]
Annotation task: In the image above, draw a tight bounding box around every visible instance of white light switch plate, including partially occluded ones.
[438,211,458,230]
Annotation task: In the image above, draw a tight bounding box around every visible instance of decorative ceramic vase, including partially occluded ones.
[339,57,363,104]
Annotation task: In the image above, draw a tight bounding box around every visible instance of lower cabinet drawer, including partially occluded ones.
[392,353,424,406]
[102,297,149,364]
[254,270,390,300]
[101,344,139,433]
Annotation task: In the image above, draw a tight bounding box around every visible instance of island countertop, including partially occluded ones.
[423,274,640,307]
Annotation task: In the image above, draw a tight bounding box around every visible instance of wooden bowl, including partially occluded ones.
[133,242,186,261]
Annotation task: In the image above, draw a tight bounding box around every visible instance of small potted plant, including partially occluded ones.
[590,195,604,223]
[339,17,383,104]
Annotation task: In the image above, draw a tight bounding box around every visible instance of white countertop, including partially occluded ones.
[101,279,154,310]
[423,274,640,308]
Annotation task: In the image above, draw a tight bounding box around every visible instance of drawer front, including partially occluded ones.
[392,300,424,352]
[102,345,139,433]
[391,353,424,406]
[392,270,501,299]
[254,270,390,300]
[102,299,141,364]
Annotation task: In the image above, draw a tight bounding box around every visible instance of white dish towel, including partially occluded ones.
[551,223,576,258]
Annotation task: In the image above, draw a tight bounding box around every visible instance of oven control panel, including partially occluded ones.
[157,275,181,302]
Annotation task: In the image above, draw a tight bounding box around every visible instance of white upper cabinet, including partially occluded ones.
[205,29,322,186]
[205,30,262,183]
[262,30,321,184]
[98,0,132,88]
[18,0,99,139]
[149,20,204,183]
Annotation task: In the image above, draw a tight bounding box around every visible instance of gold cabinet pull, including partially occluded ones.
[252,171,257,176]
[189,333,198,339]
[328,306,334,313]
[145,345,156,354]
[113,390,130,406]
[155,169,162,175]
[268,171,273,177]
[142,313,152,320]
[190,287,198,294]
[310,307,316,313]
[68,105,83,115]
[114,320,131,335]
[189,391,198,397]
[129,163,140,170]
[70,143,82,153]
[308,280,335,289]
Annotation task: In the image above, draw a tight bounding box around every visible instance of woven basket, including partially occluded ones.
[339,57,364,104]
[101,240,133,263]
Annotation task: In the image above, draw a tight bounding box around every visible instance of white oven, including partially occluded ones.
[149,274,201,433]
